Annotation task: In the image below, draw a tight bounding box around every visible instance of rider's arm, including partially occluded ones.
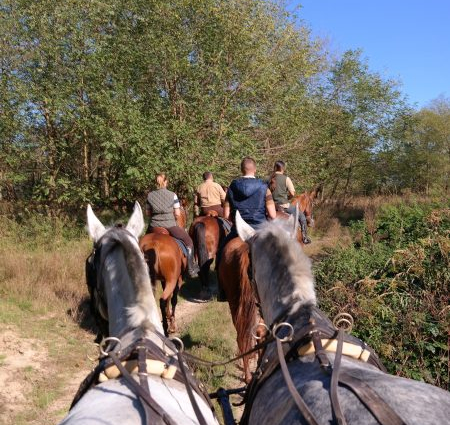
[223,195,230,220]
[173,194,181,218]
[219,185,226,205]
[265,189,277,219]
[286,177,295,199]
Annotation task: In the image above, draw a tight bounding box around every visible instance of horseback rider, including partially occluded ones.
[216,157,276,267]
[145,173,200,278]
[194,171,226,217]
[269,160,311,244]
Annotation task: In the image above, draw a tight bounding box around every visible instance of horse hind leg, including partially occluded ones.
[161,280,177,334]
[168,285,180,334]
[199,258,213,299]
[159,296,169,336]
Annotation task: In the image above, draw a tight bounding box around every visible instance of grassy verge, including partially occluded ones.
[0,215,98,424]
[178,300,242,424]
[314,201,449,389]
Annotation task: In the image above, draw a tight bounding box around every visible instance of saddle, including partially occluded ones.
[147,227,189,257]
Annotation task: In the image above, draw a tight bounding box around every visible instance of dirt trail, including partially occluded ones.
[0,293,211,425]
[0,327,46,424]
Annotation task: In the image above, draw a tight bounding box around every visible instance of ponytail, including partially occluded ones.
[155,173,167,189]
[269,160,286,192]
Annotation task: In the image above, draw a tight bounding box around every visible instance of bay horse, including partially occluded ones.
[235,211,450,425]
[217,236,258,383]
[60,202,218,425]
[189,212,227,299]
[138,203,188,335]
[139,231,186,335]
[276,187,318,243]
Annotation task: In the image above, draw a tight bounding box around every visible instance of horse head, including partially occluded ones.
[86,202,162,337]
[235,211,316,326]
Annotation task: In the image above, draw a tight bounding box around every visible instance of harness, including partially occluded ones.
[77,227,215,425]
[240,240,406,425]
[71,332,214,425]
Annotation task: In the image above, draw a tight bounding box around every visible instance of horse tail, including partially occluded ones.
[235,243,257,359]
[194,221,209,267]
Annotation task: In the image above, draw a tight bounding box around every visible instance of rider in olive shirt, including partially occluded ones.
[269,160,311,244]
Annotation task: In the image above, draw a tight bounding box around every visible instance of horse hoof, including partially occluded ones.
[197,289,212,301]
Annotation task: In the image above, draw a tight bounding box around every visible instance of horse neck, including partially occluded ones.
[296,193,310,215]
[102,246,162,337]
[253,230,316,325]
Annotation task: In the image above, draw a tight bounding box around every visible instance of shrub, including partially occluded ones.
[314,203,449,389]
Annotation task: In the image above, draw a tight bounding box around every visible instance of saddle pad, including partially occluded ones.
[217,217,232,234]
[174,239,188,257]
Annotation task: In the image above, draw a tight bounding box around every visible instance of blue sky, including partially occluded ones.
[288,0,450,109]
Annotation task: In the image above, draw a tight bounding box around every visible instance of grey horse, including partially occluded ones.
[235,211,450,425]
[59,202,218,425]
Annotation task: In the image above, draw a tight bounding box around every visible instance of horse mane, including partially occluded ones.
[102,227,155,332]
[254,220,316,316]
[235,242,258,361]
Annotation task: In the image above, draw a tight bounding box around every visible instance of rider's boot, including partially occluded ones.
[186,247,200,278]
[300,220,311,244]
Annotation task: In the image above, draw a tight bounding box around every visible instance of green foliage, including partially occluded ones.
[0,214,85,249]
[1,0,435,210]
[315,203,449,389]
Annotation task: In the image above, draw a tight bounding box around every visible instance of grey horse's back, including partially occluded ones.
[61,374,217,425]
[249,355,450,425]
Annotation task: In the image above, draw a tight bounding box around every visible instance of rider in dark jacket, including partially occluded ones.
[217,157,276,264]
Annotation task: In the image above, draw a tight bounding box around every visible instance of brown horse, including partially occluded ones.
[217,237,259,383]
[218,186,318,382]
[291,187,317,227]
[276,188,317,243]
[189,211,227,298]
[139,230,187,335]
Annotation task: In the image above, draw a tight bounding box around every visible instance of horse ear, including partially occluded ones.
[236,210,255,241]
[126,201,145,239]
[87,204,106,242]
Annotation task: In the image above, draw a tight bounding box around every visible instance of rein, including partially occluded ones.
[81,227,215,425]
[71,332,214,425]
[240,309,407,425]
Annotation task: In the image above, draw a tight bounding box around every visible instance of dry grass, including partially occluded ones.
[0,239,91,319]
[0,217,98,424]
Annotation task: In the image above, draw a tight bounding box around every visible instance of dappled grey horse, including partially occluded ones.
[234,211,450,425]
[60,202,218,425]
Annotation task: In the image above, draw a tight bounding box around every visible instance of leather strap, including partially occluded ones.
[176,350,208,425]
[137,344,158,425]
[338,371,407,425]
[276,337,320,425]
[311,331,330,368]
[329,329,347,425]
[109,351,177,425]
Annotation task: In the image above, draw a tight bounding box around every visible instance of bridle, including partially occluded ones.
[241,237,406,425]
[77,225,215,425]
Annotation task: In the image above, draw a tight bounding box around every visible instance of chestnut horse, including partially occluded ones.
[139,207,188,335]
[189,211,227,298]
[218,187,317,382]
[217,236,257,383]
[276,188,318,242]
